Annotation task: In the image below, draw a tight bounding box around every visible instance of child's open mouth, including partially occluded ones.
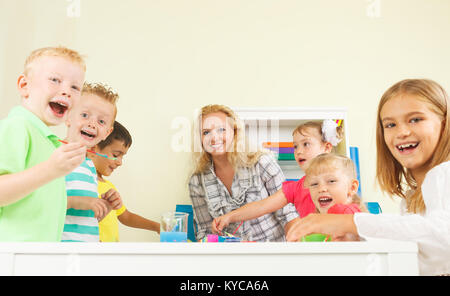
[396,142,419,154]
[49,101,69,117]
[318,196,333,208]
[298,158,307,165]
[80,129,96,141]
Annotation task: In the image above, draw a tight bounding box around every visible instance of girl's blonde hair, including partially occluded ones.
[376,79,450,214]
[292,121,344,148]
[191,104,268,175]
[304,153,365,210]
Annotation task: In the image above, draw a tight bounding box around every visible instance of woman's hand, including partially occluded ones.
[212,213,233,234]
[285,213,358,242]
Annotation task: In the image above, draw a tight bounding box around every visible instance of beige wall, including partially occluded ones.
[2,0,450,241]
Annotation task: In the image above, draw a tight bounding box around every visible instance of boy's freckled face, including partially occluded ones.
[65,94,115,148]
[92,140,129,177]
[19,56,85,126]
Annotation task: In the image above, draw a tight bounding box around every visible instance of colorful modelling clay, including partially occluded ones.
[207,234,218,242]
[300,233,331,242]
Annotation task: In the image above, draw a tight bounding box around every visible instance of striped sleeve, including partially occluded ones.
[62,158,100,242]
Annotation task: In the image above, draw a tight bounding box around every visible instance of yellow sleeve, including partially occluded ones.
[116,205,127,216]
[98,179,128,242]
[98,179,116,196]
[98,179,127,216]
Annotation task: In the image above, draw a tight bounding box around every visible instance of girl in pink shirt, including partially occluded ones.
[304,153,364,215]
[212,120,343,233]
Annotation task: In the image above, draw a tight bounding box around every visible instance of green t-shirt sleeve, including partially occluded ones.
[0,118,30,175]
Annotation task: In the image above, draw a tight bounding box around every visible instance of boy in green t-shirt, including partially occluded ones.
[0,47,87,241]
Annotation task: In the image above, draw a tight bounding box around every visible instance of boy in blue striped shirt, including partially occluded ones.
[61,83,121,242]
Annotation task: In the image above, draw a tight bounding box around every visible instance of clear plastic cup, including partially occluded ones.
[160,212,189,242]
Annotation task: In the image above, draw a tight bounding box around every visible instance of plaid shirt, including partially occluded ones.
[189,154,299,242]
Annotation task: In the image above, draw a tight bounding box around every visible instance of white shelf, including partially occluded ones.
[234,107,348,121]
[233,107,350,181]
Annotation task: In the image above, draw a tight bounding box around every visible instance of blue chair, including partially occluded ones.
[365,202,382,214]
[349,147,382,215]
[349,147,362,197]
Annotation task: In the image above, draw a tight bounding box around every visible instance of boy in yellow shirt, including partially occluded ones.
[90,121,160,242]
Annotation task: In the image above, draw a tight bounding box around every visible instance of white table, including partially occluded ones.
[0,239,418,276]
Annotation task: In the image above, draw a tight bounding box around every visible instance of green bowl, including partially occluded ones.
[300,233,331,242]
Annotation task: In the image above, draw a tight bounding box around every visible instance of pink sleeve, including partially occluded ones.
[328,203,361,214]
[282,181,297,204]
[282,177,316,218]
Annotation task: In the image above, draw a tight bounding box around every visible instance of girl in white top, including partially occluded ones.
[286,78,450,276]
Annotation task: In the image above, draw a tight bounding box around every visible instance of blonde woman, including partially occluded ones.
[286,79,450,276]
[188,104,299,242]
